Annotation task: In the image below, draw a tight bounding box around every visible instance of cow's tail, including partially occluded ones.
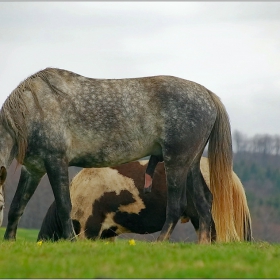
[207,90,252,242]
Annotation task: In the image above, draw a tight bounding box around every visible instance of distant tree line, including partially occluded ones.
[231,131,280,241]
[233,130,280,155]
[232,130,280,193]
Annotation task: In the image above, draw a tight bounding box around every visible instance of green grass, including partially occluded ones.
[1,227,280,278]
[0,227,40,242]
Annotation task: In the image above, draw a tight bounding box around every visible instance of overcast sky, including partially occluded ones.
[1,2,280,137]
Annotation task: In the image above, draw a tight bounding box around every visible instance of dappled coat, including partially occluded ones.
[38,157,252,242]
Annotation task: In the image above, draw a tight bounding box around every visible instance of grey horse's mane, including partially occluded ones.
[0,68,62,164]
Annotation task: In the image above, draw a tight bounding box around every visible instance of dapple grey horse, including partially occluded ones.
[0,68,236,243]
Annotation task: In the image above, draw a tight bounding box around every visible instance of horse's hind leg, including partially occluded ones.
[44,157,76,241]
[201,172,216,242]
[157,159,189,242]
[189,158,214,244]
[186,169,216,243]
[144,155,163,193]
[4,166,44,240]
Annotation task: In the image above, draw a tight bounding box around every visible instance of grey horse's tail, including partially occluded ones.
[207,90,252,242]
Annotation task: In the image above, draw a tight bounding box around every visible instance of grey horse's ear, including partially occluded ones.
[0,167,7,185]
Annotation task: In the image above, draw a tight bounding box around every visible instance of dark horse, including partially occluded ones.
[1,67,235,243]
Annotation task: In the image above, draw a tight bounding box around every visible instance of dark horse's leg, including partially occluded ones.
[144,155,163,193]
[157,136,213,243]
[4,166,44,240]
[44,156,76,240]
[157,155,189,242]
[185,168,216,242]
[188,157,214,243]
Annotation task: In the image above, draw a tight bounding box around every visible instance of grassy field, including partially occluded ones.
[1,227,280,278]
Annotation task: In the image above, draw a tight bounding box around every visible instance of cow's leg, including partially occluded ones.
[189,159,213,244]
[4,166,44,240]
[144,155,163,193]
[44,156,76,241]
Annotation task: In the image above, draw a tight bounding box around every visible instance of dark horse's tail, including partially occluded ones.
[207,91,252,242]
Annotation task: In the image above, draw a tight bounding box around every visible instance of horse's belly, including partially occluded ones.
[68,134,161,168]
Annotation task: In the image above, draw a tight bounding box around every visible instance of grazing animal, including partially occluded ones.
[38,158,252,242]
[1,67,235,243]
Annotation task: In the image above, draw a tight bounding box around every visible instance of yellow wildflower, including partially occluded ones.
[129,239,136,246]
[37,241,43,246]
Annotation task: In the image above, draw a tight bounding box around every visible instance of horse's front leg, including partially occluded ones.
[4,166,44,240]
[44,156,76,241]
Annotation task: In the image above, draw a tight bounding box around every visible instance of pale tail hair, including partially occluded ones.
[201,157,252,242]
[231,172,252,241]
[207,90,252,242]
